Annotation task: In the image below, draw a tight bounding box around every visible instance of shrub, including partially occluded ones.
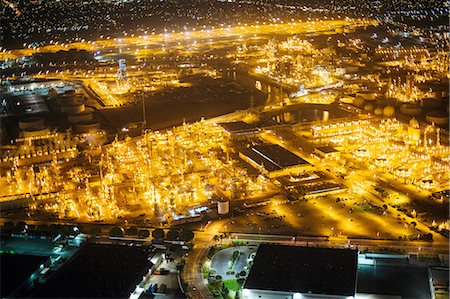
[152,228,165,239]
[109,226,124,237]
[138,229,150,238]
[166,229,179,241]
[179,229,194,242]
[126,226,138,236]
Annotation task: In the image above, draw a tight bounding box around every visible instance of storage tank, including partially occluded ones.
[75,120,101,133]
[61,103,85,114]
[383,106,395,117]
[356,91,377,101]
[68,110,94,124]
[217,200,230,215]
[364,104,374,112]
[421,98,442,109]
[374,107,383,115]
[23,128,50,138]
[400,103,422,116]
[56,95,84,105]
[426,111,449,125]
[18,117,45,130]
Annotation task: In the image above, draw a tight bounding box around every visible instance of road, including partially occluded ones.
[229,232,449,255]
[183,232,214,299]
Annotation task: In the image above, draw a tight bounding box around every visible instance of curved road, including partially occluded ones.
[183,232,214,299]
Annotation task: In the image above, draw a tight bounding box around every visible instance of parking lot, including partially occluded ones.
[211,192,422,240]
[210,246,256,281]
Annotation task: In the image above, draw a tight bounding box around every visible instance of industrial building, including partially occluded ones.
[243,244,358,299]
[314,146,340,158]
[239,144,312,177]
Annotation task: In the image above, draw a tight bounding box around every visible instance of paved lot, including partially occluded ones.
[211,192,423,240]
[211,246,256,280]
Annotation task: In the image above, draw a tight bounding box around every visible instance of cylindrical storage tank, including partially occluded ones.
[217,200,230,215]
[354,97,365,108]
[383,106,395,117]
[75,120,100,133]
[56,95,82,105]
[374,107,383,115]
[61,103,85,114]
[364,104,374,112]
[426,111,449,125]
[420,98,442,109]
[356,92,377,101]
[68,111,93,124]
[18,117,45,130]
[400,103,422,116]
[23,128,50,138]
[84,99,98,108]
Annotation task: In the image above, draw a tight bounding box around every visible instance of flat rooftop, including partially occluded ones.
[220,121,257,133]
[32,244,153,298]
[252,144,310,169]
[244,244,358,296]
[357,261,431,299]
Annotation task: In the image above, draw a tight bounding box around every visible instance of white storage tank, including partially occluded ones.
[217,200,230,215]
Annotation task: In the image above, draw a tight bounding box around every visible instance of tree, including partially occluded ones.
[232,251,240,261]
[4,221,14,229]
[90,226,101,236]
[109,226,124,237]
[126,226,138,236]
[237,278,245,287]
[37,224,48,232]
[152,228,165,240]
[16,221,27,231]
[179,229,194,242]
[221,285,229,297]
[138,229,150,238]
[166,229,179,241]
[48,224,59,232]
